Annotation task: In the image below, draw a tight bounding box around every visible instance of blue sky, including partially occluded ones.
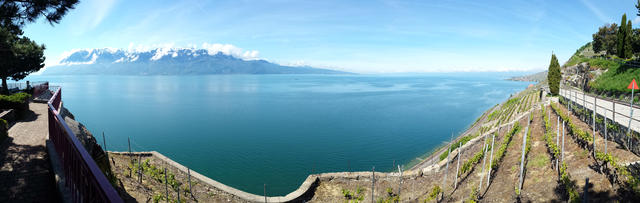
[22,0,640,73]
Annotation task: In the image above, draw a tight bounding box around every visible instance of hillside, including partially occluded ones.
[507,71,547,82]
[560,42,640,100]
[42,48,348,75]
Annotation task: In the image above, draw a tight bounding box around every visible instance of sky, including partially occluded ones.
[21,0,640,73]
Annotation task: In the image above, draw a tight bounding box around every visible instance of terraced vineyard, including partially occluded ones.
[308,85,640,202]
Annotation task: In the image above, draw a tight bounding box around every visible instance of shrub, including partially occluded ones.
[424,185,441,202]
[0,118,7,143]
[0,92,31,113]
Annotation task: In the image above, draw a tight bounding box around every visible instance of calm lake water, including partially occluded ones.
[27,73,532,195]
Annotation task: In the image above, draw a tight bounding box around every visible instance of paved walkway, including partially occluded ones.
[0,103,59,202]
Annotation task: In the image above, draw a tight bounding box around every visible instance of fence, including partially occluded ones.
[559,87,640,133]
[47,87,123,202]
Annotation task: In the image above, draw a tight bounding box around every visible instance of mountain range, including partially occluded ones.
[42,48,348,75]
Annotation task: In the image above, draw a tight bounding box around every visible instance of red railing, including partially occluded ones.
[47,87,123,203]
[32,82,49,98]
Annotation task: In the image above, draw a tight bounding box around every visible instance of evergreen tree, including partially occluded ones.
[0,0,78,93]
[637,0,640,16]
[0,27,45,93]
[0,0,79,35]
[618,14,628,58]
[626,20,634,58]
[547,53,561,96]
[593,23,618,55]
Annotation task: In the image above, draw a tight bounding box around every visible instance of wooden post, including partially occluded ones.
[188,168,193,198]
[264,184,267,203]
[605,110,608,155]
[177,186,180,203]
[518,122,529,193]
[397,165,402,200]
[138,154,142,183]
[479,134,488,190]
[556,116,559,171]
[454,142,461,189]
[128,137,132,177]
[165,168,169,203]
[487,132,496,188]
[562,121,566,164]
[371,166,375,203]
[442,134,453,190]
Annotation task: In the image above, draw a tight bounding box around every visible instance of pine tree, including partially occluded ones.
[547,53,561,95]
[0,0,78,93]
[626,19,634,58]
[618,14,628,58]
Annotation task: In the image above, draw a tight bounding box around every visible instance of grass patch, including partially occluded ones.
[529,154,549,169]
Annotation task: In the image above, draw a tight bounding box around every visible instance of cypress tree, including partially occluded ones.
[618,14,628,58]
[626,19,634,58]
[547,53,561,95]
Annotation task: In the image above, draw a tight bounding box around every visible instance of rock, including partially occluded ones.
[59,106,114,181]
[563,62,592,90]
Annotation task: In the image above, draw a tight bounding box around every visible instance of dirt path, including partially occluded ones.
[520,107,560,202]
[481,116,528,202]
[550,104,617,201]
[0,103,59,202]
[447,125,507,202]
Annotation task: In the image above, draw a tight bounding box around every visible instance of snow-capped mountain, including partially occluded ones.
[43,48,347,75]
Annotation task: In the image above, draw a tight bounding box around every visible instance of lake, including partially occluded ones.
[26,73,533,196]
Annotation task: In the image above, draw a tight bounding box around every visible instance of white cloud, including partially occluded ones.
[634,16,640,25]
[201,43,260,60]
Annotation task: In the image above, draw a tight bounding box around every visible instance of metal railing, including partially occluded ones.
[559,87,640,133]
[47,87,123,203]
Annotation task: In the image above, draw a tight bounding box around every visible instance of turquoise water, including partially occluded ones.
[27,73,532,196]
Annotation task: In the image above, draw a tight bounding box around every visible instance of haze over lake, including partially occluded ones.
[27,73,532,195]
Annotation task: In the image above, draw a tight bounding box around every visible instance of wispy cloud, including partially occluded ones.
[70,0,117,34]
[580,0,612,23]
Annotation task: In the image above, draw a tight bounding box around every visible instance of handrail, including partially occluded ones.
[560,87,640,132]
[47,87,123,203]
[561,88,640,120]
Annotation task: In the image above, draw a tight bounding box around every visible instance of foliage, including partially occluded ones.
[132,159,182,191]
[618,14,629,58]
[466,185,478,203]
[559,164,581,203]
[376,187,398,203]
[342,186,365,202]
[550,104,592,146]
[491,123,521,169]
[548,54,561,95]
[423,185,441,202]
[440,133,478,161]
[595,151,640,194]
[593,24,618,55]
[153,193,164,203]
[0,27,46,93]
[0,0,79,35]
[0,92,30,112]
[459,141,487,176]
